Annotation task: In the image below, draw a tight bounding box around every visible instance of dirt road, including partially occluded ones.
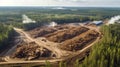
[0,25,101,65]
[13,28,69,58]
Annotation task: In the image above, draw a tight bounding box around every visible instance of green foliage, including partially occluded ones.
[74,59,80,67]
[0,14,22,23]
[80,24,120,67]
[59,61,67,67]
[1,7,120,30]
[0,23,14,50]
[45,60,52,67]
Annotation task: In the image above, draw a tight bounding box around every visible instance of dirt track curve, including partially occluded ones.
[0,25,101,65]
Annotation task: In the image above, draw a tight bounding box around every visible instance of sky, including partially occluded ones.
[0,0,120,7]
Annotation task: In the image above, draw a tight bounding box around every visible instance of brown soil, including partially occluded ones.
[28,24,100,51]
[60,30,99,51]
[13,42,53,60]
[46,27,89,43]
[28,24,76,38]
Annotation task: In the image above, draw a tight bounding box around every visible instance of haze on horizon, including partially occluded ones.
[0,0,120,7]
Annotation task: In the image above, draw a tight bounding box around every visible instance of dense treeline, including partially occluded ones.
[0,24,14,52]
[20,14,99,30]
[79,24,120,67]
[0,14,22,23]
[0,7,120,30]
[27,14,100,24]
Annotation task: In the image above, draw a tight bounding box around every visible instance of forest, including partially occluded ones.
[0,24,14,52]
[0,7,120,30]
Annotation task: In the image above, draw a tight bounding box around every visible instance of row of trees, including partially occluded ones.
[0,23,14,52]
[17,14,102,30]
[28,14,103,23]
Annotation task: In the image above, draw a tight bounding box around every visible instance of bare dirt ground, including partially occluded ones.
[0,23,101,66]
[28,23,100,51]
[13,28,70,59]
